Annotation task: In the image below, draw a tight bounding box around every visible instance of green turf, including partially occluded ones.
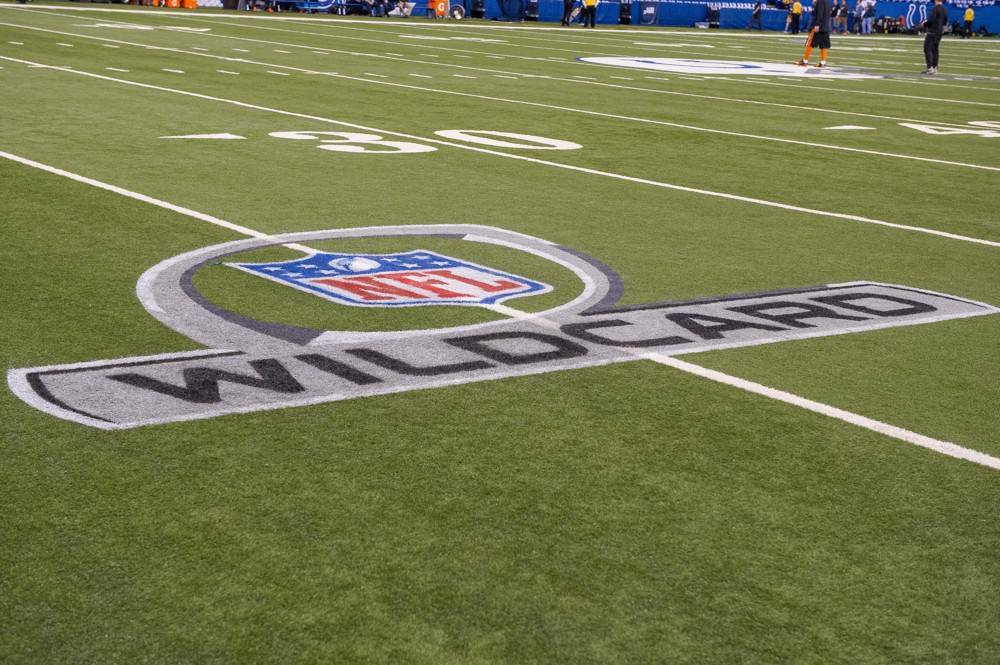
[2,4,999,663]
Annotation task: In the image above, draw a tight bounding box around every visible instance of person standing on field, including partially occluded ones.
[963,5,974,37]
[797,0,832,67]
[581,0,597,27]
[748,0,763,30]
[862,0,876,34]
[561,0,574,24]
[791,0,803,33]
[922,0,948,73]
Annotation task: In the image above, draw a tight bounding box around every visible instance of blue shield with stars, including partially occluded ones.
[229,250,552,307]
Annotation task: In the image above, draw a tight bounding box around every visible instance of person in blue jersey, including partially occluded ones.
[921,0,949,74]
[797,0,832,68]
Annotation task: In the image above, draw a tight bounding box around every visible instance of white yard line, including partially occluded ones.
[42,29,987,174]
[490,303,1000,472]
[651,355,1000,471]
[4,53,998,250]
[0,149,314,253]
[7,15,991,130]
[3,145,996,470]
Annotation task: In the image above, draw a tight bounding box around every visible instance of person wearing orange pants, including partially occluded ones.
[797,0,831,68]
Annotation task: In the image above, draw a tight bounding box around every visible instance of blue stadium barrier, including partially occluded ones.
[877,0,999,32]
[488,0,621,22]
[531,0,999,32]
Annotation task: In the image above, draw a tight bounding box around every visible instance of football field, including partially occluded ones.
[2,3,999,662]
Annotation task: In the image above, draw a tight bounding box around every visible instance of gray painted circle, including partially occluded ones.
[136,225,617,351]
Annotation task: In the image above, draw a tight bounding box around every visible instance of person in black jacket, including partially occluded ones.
[561,0,574,24]
[747,0,763,30]
[922,0,948,74]
[797,0,832,68]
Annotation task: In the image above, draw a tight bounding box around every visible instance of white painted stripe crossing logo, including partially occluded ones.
[7,225,996,429]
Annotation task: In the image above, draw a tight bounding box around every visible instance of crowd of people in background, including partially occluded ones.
[242,0,415,15]
[781,0,877,35]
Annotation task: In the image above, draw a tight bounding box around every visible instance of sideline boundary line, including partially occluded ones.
[4,19,1000,171]
[2,147,997,471]
[9,4,1000,84]
[2,53,998,249]
[7,11,1000,128]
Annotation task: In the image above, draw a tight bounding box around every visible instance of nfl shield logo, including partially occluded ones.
[229,250,552,307]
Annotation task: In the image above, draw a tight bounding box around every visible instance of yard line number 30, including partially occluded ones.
[268,130,583,153]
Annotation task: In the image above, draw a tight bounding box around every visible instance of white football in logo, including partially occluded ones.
[328,257,381,272]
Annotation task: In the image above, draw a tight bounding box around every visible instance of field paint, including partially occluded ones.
[825,125,876,130]
[192,46,208,51]
[284,78,1000,172]
[492,304,1000,472]
[232,47,249,52]
[217,69,240,75]
[2,145,993,470]
[409,73,432,78]
[3,54,998,250]
[494,74,518,79]
[651,356,1000,471]
[160,132,245,139]
[162,68,185,74]
[273,49,291,53]
[7,18,986,132]
[7,40,24,45]
[718,74,1000,109]
[0,149,314,255]
[105,66,129,72]
[6,5,1000,55]
[364,72,387,78]
[56,42,73,47]
[45,27,986,174]
[453,74,476,78]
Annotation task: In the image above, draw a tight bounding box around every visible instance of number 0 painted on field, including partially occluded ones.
[434,130,582,150]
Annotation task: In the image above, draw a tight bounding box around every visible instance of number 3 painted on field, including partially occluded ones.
[268,131,437,154]
[269,129,582,154]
